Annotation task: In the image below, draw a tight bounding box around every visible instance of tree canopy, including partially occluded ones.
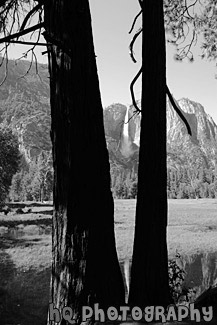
[0,125,20,204]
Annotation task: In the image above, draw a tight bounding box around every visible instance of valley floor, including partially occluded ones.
[115,198,217,261]
[0,198,217,325]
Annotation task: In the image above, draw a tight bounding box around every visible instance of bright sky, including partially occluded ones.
[7,0,217,124]
[90,0,217,124]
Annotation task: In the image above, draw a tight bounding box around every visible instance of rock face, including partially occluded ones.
[0,59,51,162]
[167,97,217,148]
[104,104,139,169]
[1,59,217,171]
[104,97,217,171]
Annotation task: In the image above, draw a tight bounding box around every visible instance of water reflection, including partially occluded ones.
[179,252,217,297]
[0,224,51,238]
[119,252,217,300]
[1,225,216,300]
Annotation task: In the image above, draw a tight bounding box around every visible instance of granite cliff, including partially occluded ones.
[0,59,217,173]
[104,98,217,172]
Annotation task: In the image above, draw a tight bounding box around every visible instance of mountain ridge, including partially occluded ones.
[0,59,217,175]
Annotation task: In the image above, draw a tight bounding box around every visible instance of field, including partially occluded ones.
[115,198,217,260]
[0,199,217,324]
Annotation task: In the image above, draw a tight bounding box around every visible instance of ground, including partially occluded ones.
[0,199,217,325]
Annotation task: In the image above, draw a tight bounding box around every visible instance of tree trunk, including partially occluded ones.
[128,0,171,308]
[43,1,125,323]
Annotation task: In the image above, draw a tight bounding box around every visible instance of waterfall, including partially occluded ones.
[121,106,133,158]
[123,106,129,138]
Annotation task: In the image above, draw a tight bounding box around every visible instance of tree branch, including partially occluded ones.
[166,85,192,136]
[19,3,42,34]
[0,22,44,44]
[129,10,142,34]
[138,0,143,9]
[8,40,48,46]
[130,66,142,113]
[129,28,142,63]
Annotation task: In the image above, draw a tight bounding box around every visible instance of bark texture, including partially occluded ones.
[43,1,125,323]
[129,0,171,308]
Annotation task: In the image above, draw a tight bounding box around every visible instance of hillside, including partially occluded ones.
[0,59,50,161]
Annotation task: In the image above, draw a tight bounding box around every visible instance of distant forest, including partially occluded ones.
[167,166,217,199]
[1,61,217,202]
[110,165,217,200]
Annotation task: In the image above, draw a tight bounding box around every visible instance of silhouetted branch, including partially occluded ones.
[0,45,8,86]
[184,0,198,19]
[177,30,196,60]
[129,28,142,63]
[130,67,142,113]
[0,22,44,44]
[127,109,140,123]
[19,3,42,33]
[166,85,192,136]
[8,40,48,46]
[138,0,143,9]
[129,10,142,34]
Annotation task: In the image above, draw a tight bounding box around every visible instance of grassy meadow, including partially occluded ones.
[0,199,217,324]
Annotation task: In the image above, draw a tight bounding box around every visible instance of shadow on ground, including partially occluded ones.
[0,221,51,325]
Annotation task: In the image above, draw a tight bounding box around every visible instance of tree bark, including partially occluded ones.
[129,0,171,308]
[44,1,125,323]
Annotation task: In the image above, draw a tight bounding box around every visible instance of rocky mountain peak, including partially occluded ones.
[1,59,217,174]
[104,97,217,171]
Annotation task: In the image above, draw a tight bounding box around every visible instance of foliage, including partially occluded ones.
[0,60,52,203]
[167,140,217,199]
[10,151,53,202]
[112,140,217,200]
[0,125,20,204]
[168,253,186,304]
[164,0,217,61]
[110,163,138,199]
[168,253,197,305]
[167,163,217,199]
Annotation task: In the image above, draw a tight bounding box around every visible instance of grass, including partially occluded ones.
[115,198,217,260]
[0,198,217,324]
[168,199,217,257]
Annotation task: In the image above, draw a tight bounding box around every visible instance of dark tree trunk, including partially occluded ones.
[128,0,171,308]
[43,1,125,323]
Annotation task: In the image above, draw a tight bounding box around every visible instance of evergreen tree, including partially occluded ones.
[0,125,20,204]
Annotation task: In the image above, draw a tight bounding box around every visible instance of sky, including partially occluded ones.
[7,0,217,123]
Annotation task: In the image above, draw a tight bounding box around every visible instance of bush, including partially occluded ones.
[168,253,196,305]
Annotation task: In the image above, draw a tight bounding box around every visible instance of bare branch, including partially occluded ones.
[0,46,8,86]
[129,28,142,63]
[178,30,196,59]
[8,40,48,46]
[129,10,142,34]
[126,109,140,124]
[19,3,42,34]
[185,0,198,19]
[119,109,140,137]
[130,66,142,113]
[138,0,143,9]
[0,22,44,44]
[166,85,192,136]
